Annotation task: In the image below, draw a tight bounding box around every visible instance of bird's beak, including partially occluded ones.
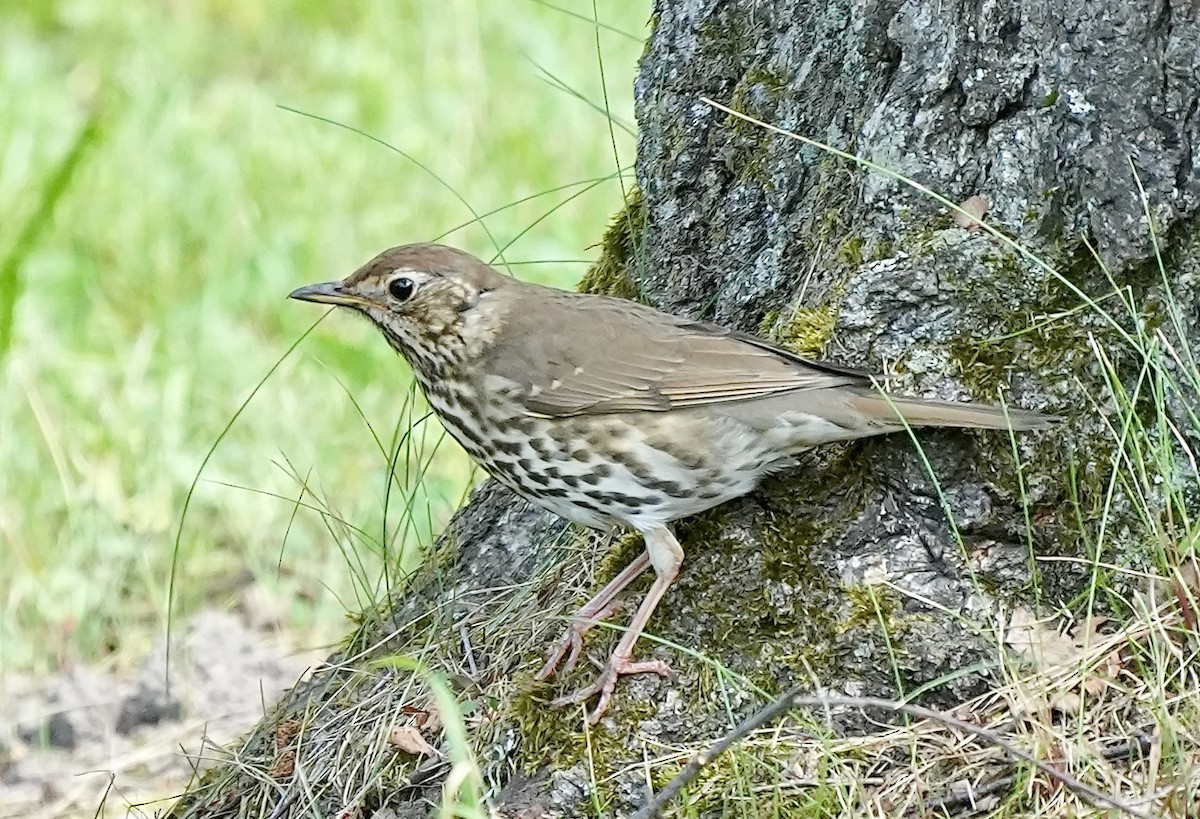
[288,281,368,308]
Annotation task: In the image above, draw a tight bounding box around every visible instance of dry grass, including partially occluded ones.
[629,572,1198,817]
[156,523,1198,817]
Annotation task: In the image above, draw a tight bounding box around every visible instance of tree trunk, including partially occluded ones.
[169,1,1199,816]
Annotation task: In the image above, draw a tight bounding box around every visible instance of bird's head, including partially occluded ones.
[290,243,510,376]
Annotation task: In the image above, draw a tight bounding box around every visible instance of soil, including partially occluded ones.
[0,609,319,818]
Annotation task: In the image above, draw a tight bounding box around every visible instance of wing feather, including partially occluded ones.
[485,286,872,418]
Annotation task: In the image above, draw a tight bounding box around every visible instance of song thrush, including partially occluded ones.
[290,243,1056,723]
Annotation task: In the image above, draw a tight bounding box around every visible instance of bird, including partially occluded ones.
[290,243,1057,723]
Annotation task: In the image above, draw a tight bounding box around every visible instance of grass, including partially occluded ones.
[0,0,646,675]
[5,4,1198,818]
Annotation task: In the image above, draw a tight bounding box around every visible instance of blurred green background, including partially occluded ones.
[0,0,646,675]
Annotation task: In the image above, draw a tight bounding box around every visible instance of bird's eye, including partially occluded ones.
[388,276,416,302]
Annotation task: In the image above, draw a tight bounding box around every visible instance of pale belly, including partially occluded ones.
[426,397,782,531]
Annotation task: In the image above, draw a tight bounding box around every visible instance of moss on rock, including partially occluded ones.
[762,303,840,357]
[577,187,647,300]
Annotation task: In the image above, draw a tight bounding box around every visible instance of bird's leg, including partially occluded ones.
[550,525,682,724]
[536,550,652,681]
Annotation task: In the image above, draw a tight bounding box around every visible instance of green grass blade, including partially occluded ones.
[0,106,102,360]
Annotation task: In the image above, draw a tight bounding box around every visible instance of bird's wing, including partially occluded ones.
[486,290,874,418]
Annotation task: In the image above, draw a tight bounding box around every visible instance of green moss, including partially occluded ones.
[727,134,776,188]
[743,66,788,95]
[512,677,661,808]
[929,237,1156,605]
[521,695,660,811]
[718,62,792,186]
[726,65,789,138]
[945,249,1096,405]
[596,530,646,578]
[842,584,903,635]
[510,685,585,770]
[758,235,853,357]
[837,235,865,267]
[649,742,847,818]
[765,303,839,358]
[510,488,871,756]
[577,187,647,301]
[666,450,876,692]
[753,538,842,687]
[509,528,664,785]
[673,504,740,547]
[697,10,758,71]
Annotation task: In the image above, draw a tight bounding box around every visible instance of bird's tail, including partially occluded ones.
[848,389,1059,432]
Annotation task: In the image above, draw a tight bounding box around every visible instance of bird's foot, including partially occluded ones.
[535,599,623,681]
[549,652,673,724]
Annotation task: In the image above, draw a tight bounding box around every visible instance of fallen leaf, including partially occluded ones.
[1007,608,1126,717]
[388,725,436,756]
[1082,649,1123,698]
[421,702,442,734]
[1005,607,1077,668]
[269,749,296,780]
[953,194,989,230]
[400,701,443,732]
[274,719,303,751]
[1073,614,1109,644]
[1049,690,1082,715]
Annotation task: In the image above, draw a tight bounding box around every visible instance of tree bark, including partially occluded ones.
[169,1,1200,816]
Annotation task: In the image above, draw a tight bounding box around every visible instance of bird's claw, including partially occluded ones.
[535,598,624,681]
[549,653,673,724]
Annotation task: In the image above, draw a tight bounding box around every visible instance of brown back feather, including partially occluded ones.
[483,286,874,418]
